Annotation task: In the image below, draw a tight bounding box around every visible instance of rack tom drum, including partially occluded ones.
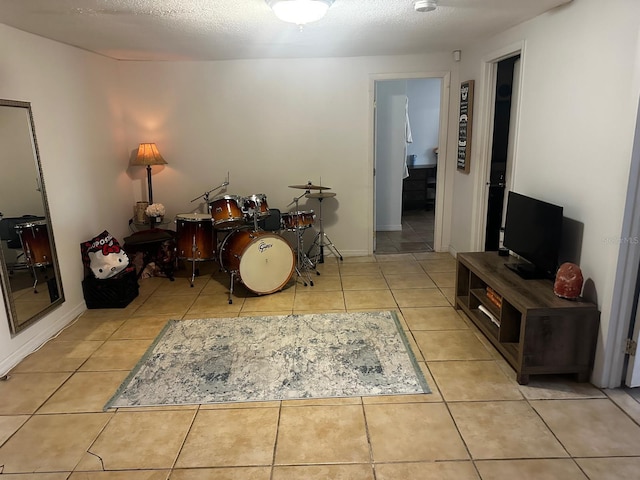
[281,211,316,231]
[210,195,245,229]
[243,194,270,220]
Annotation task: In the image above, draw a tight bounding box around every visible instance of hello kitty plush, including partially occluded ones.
[81,230,130,279]
[88,249,129,279]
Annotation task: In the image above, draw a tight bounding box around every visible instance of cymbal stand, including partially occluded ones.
[182,178,229,278]
[191,179,230,214]
[288,192,314,287]
[307,196,343,264]
[246,200,260,231]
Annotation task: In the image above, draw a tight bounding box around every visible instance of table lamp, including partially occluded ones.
[131,143,167,227]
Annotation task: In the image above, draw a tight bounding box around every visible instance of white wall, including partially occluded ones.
[448,0,640,386]
[375,80,407,231]
[0,33,458,370]
[0,24,129,374]
[407,78,441,166]
[116,54,456,256]
[0,107,45,216]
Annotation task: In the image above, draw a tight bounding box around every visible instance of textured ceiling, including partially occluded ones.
[0,0,571,61]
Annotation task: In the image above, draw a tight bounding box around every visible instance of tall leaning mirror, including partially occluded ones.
[0,99,64,335]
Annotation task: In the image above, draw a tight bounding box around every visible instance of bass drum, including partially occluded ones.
[219,230,294,295]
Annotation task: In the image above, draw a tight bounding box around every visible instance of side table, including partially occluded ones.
[129,218,171,232]
[123,228,176,281]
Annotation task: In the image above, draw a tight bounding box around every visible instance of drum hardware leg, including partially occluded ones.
[294,230,315,287]
[308,231,343,264]
[31,264,39,293]
[228,272,235,304]
[189,259,196,287]
[287,191,316,287]
[307,196,344,264]
[295,267,307,286]
[22,242,40,292]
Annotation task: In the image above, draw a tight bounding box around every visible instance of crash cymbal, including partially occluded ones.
[288,183,331,190]
[306,192,337,199]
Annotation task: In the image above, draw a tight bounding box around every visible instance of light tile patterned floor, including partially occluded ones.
[1,252,640,479]
[376,209,434,253]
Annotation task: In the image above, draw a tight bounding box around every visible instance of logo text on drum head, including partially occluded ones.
[258,241,272,253]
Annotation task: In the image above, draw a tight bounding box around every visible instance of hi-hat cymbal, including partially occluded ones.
[306,192,337,199]
[288,183,331,190]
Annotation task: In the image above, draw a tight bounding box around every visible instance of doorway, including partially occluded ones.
[373,76,444,254]
[484,55,521,251]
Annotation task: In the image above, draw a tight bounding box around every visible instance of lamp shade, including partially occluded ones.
[266,0,334,25]
[131,143,167,166]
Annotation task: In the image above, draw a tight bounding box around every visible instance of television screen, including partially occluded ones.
[503,191,563,279]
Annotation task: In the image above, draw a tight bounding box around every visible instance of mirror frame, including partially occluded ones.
[0,99,65,335]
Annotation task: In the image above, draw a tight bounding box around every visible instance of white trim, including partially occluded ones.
[0,302,85,377]
[377,225,403,232]
[369,71,451,253]
[470,41,526,251]
[434,72,451,252]
[601,98,640,388]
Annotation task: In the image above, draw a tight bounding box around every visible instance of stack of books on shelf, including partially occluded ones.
[486,286,503,309]
[476,286,502,327]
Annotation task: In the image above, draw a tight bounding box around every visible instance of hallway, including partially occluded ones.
[376,209,435,253]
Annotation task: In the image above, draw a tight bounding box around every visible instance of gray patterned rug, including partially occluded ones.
[105,311,430,408]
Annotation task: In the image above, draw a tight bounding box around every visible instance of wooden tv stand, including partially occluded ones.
[455,252,599,384]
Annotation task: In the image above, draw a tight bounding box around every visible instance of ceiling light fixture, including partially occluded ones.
[414,0,437,13]
[266,0,334,26]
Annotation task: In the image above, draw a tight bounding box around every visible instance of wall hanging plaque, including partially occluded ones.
[457,79,474,173]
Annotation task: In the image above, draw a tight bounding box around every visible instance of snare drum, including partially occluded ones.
[209,195,245,229]
[15,220,52,267]
[175,213,216,261]
[281,210,316,231]
[219,230,294,295]
[243,194,270,220]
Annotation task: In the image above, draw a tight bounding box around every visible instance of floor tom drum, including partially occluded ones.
[15,220,52,267]
[175,213,216,261]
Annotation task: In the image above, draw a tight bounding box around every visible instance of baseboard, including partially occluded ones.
[324,249,368,258]
[0,302,86,377]
[376,225,403,232]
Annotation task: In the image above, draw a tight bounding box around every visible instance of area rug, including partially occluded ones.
[105,311,430,408]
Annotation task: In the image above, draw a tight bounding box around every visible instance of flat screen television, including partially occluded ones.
[502,191,563,279]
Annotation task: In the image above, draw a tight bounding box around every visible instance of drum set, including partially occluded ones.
[13,219,52,292]
[174,181,339,304]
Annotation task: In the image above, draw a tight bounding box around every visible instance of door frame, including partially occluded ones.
[604,97,640,387]
[369,71,451,254]
[471,41,526,251]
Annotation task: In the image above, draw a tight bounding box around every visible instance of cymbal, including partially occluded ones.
[288,183,331,190]
[306,192,337,199]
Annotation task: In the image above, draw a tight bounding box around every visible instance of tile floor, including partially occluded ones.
[1,252,640,479]
[375,209,434,253]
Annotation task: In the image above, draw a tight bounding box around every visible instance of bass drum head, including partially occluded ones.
[238,232,294,294]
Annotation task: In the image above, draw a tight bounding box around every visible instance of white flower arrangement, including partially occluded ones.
[145,203,166,218]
